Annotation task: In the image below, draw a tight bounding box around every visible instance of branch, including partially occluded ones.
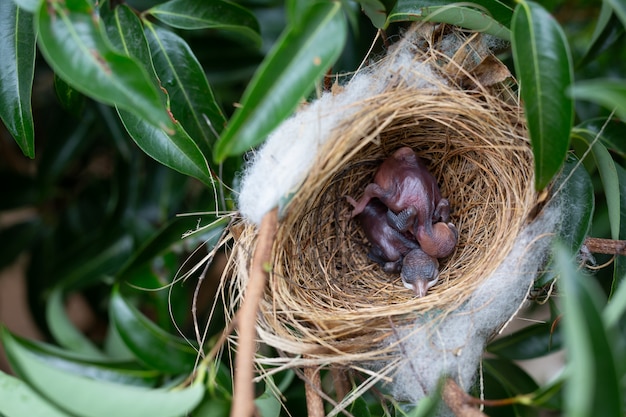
[230,209,278,417]
[584,237,626,256]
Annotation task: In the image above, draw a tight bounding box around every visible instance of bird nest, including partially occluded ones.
[226,25,537,364]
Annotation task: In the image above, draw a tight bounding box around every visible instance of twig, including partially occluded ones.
[584,237,626,256]
[442,379,488,417]
[304,365,325,417]
[230,209,278,417]
[331,367,351,402]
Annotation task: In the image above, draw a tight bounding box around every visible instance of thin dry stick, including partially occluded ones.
[230,209,278,417]
[443,379,488,417]
[584,237,626,256]
[304,365,325,417]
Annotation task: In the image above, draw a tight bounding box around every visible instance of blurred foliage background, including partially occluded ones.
[1,0,626,416]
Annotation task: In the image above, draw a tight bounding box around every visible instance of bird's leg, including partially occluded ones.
[433,198,450,223]
[386,206,417,233]
[345,183,385,217]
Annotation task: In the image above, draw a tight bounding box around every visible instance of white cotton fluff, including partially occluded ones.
[237,37,446,225]
[379,200,562,412]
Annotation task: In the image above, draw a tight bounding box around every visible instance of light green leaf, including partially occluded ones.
[110,286,199,374]
[36,0,172,131]
[0,370,71,417]
[607,0,626,28]
[569,79,626,121]
[11,0,41,13]
[386,0,513,39]
[555,243,623,417]
[0,1,36,158]
[147,0,261,47]
[360,0,387,28]
[1,328,204,417]
[571,128,620,240]
[214,2,347,161]
[512,0,573,190]
[46,287,106,359]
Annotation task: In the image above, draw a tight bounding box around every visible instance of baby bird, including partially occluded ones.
[346,147,457,259]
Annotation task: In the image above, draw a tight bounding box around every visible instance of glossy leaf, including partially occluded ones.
[144,22,226,154]
[386,0,512,40]
[555,243,623,417]
[147,0,261,47]
[214,2,347,161]
[551,154,594,252]
[0,0,36,158]
[109,286,198,374]
[117,215,227,280]
[511,0,573,190]
[46,287,106,359]
[360,0,387,28]
[569,79,626,121]
[35,0,172,131]
[487,322,562,360]
[571,128,620,240]
[607,0,626,28]
[1,328,204,417]
[576,117,626,158]
[0,370,71,417]
[254,381,281,417]
[610,163,626,296]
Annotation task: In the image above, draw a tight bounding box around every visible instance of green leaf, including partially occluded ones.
[144,22,227,155]
[117,215,227,280]
[254,382,281,417]
[577,2,623,68]
[360,0,388,29]
[386,0,513,39]
[511,0,573,190]
[576,118,626,158]
[35,0,172,131]
[1,328,204,417]
[555,243,623,417]
[147,0,261,47]
[102,5,214,185]
[0,370,71,417]
[483,358,538,417]
[571,128,621,240]
[551,154,595,252]
[214,2,347,161]
[110,286,199,374]
[569,79,626,122]
[609,163,626,296]
[46,287,106,359]
[54,74,86,116]
[0,220,40,270]
[12,0,42,13]
[607,0,626,28]
[487,322,561,360]
[0,0,36,158]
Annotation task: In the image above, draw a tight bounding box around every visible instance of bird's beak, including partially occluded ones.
[413,280,429,298]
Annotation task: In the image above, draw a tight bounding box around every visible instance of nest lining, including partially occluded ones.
[229,27,537,361]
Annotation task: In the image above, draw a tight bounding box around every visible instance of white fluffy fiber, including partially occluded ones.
[237,35,445,225]
[381,201,561,410]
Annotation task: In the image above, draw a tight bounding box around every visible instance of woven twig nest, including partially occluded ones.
[227,24,539,369]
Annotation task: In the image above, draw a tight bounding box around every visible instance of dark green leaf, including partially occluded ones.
[347,395,371,417]
[46,287,106,359]
[102,5,214,185]
[360,0,387,29]
[607,0,626,28]
[0,0,36,158]
[571,128,620,240]
[0,220,40,270]
[576,118,626,158]
[511,0,573,190]
[53,74,86,116]
[118,109,214,186]
[214,2,347,161]
[35,0,172,131]
[0,370,71,417]
[551,154,594,252]
[577,3,623,68]
[386,0,513,39]
[1,328,204,417]
[609,163,626,296]
[117,215,227,280]
[569,79,626,122]
[147,0,261,47]
[555,243,623,417]
[109,286,198,374]
[144,22,226,155]
[488,322,561,360]
[483,358,538,417]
